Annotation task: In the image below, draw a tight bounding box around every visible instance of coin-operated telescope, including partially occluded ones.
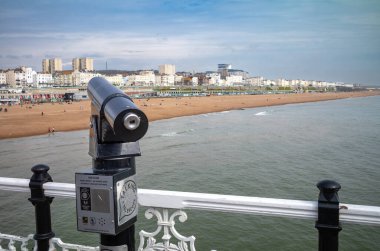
[75,77,148,251]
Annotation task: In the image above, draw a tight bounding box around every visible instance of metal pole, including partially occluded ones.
[100,225,135,251]
[315,180,342,251]
[28,164,55,251]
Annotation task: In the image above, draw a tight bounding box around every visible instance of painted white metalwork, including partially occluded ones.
[0,178,29,194]
[0,233,98,251]
[138,189,318,219]
[138,208,196,251]
[44,182,75,198]
[0,177,380,225]
[0,233,34,251]
[50,237,99,251]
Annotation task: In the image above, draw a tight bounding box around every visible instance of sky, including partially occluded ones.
[0,0,379,85]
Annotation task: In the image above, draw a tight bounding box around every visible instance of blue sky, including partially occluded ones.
[0,0,379,85]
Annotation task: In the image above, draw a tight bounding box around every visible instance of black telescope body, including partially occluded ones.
[79,77,148,250]
[88,77,148,144]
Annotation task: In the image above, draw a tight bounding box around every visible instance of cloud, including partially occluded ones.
[6,55,19,59]
[0,29,357,71]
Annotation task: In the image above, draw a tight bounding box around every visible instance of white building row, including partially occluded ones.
[244,77,340,88]
[0,67,124,87]
[54,71,123,86]
[126,71,200,87]
[0,67,37,87]
[1,66,347,89]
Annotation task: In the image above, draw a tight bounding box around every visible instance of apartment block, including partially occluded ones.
[42,58,62,74]
[225,75,243,86]
[42,59,50,73]
[72,71,100,85]
[34,73,53,85]
[159,64,176,75]
[0,71,6,84]
[49,58,62,73]
[103,74,124,85]
[80,58,94,71]
[73,58,94,71]
[127,71,155,86]
[5,67,36,87]
[72,58,80,71]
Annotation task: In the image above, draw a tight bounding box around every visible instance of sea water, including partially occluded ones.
[0,95,379,250]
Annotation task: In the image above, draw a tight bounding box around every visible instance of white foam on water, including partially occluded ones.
[161,132,178,137]
[255,111,268,116]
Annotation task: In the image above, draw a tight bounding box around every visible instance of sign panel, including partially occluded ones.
[76,172,115,234]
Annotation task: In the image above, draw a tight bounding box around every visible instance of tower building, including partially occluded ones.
[42,58,62,74]
[72,57,94,71]
[159,64,176,75]
[42,59,50,73]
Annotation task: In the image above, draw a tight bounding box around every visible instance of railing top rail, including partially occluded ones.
[0,177,379,226]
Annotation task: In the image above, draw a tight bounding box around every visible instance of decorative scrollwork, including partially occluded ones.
[138,208,196,251]
[0,233,34,251]
[50,237,99,251]
[0,233,98,251]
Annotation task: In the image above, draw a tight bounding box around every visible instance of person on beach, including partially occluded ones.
[41,112,44,116]
[48,127,55,135]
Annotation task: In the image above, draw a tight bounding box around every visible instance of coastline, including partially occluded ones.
[0,91,379,139]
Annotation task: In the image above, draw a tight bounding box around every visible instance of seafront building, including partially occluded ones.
[0,71,6,84]
[33,73,53,86]
[50,58,62,73]
[127,70,156,86]
[54,70,122,86]
[72,58,80,71]
[41,58,62,74]
[72,58,94,71]
[42,59,50,73]
[50,58,63,74]
[0,61,356,93]
[4,67,36,87]
[159,64,176,75]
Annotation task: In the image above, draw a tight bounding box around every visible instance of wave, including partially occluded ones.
[161,128,195,137]
[255,111,269,116]
[161,132,178,137]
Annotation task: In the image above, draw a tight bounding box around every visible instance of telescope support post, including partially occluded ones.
[76,77,148,250]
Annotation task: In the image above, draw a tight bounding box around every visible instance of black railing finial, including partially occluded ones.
[315,180,342,251]
[29,164,55,251]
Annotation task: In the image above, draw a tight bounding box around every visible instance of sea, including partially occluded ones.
[0,95,379,251]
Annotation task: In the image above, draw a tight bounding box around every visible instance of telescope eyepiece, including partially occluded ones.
[123,113,141,131]
[88,77,148,143]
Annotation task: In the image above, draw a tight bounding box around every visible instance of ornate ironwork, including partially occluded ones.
[0,233,98,251]
[0,233,34,251]
[138,208,196,251]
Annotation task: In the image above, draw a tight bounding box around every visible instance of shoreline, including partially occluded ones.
[1,91,379,140]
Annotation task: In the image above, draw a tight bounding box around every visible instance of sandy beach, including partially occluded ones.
[0,91,379,139]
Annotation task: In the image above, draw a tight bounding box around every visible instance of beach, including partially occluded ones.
[0,91,379,139]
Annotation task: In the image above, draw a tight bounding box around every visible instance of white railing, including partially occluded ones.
[1,177,380,251]
[1,177,379,225]
[0,233,98,251]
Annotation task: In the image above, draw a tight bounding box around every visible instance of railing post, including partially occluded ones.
[315,180,342,251]
[28,164,55,251]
